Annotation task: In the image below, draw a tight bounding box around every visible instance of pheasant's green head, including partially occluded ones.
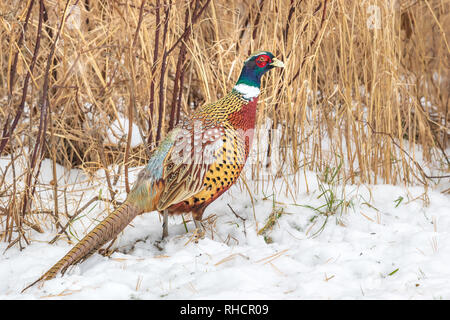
[234,51,284,100]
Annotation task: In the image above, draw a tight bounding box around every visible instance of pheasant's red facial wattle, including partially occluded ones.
[255,54,272,68]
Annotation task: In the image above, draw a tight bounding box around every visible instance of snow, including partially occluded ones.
[106,115,144,148]
[0,130,449,299]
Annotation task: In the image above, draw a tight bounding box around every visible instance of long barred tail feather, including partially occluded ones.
[22,201,142,292]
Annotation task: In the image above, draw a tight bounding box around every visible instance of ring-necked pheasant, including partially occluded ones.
[22,51,284,292]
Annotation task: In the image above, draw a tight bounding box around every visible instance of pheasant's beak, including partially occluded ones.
[270,57,285,68]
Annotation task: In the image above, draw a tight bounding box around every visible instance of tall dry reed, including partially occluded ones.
[0,0,448,245]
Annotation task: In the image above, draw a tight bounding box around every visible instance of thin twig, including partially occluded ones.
[49,196,122,244]
[361,120,450,183]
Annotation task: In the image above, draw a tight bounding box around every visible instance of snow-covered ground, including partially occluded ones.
[1,153,449,299]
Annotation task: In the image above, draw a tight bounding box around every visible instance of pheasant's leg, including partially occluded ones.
[162,209,169,239]
[193,219,205,240]
[98,236,117,257]
[192,208,206,241]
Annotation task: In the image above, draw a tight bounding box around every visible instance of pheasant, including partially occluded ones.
[22,51,284,292]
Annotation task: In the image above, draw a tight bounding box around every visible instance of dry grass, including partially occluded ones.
[0,0,449,245]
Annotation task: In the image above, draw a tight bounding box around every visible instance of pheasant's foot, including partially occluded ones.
[194,229,205,243]
[98,248,116,257]
[193,220,205,243]
[184,221,205,245]
[99,238,117,257]
[154,239,165,251]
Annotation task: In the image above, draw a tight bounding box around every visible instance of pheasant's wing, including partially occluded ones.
[156,124,225,211]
